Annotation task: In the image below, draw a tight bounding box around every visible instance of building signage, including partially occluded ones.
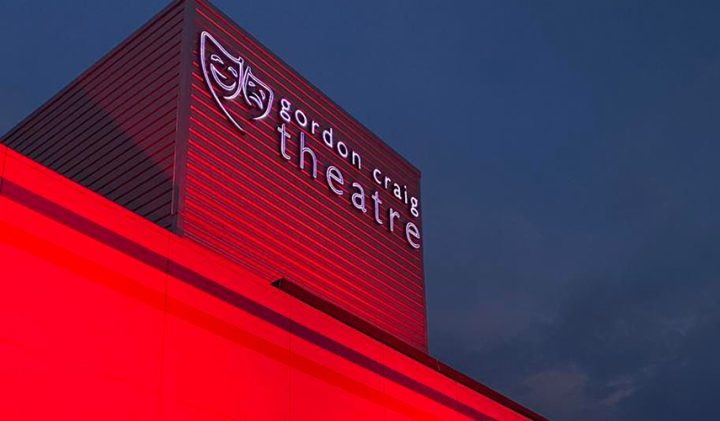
[199,31,422,250]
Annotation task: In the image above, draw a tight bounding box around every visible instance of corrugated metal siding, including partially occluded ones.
[1,1,186,230]
[180,1,428,350]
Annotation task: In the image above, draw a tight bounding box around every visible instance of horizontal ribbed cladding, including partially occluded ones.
[1,1,188,230]
[179,1,428,350]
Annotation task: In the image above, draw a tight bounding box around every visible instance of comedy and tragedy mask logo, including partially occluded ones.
[200,31,274,131]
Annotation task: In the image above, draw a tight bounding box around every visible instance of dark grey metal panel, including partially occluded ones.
[1,1,188,230]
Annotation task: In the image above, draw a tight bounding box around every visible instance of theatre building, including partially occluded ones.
[0,1,546,419]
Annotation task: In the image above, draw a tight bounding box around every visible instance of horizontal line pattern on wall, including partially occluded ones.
[180,1,427,350]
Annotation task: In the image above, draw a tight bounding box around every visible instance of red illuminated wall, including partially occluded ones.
[182,0,427,350]
[0,144,545,420]
[2,0,427,350]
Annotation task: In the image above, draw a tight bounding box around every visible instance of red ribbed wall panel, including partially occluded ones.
[0,144,546,420]
[178,0,428,349]
[0,1,186,229]
[1,0,428,350]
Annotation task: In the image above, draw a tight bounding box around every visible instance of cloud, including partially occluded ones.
[521,365,592,418]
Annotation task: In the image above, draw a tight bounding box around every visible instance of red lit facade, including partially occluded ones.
[184,2,427,349]
[3,0,426,350]
[0,1,546,419]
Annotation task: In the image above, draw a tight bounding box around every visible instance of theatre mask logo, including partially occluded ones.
[200,31,273,132]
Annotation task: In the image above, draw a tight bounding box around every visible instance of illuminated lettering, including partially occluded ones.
[405,222,421,249]
[372,191,383,225]
[371,168,420,219]
[294,109,308,127]
[351,151,362,169]
[277,123,291,160]
[351,182,367,213]
[410,197,420,218]
[388,208,400,232]
[393,183,402,200]
[373,168,382,184]
[323,127,334,147]
[280,98,292,122]
[201,31,424,250]
[326,165,344,195]
[299,132,318,179]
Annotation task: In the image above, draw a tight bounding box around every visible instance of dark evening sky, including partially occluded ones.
[2,1,719,420]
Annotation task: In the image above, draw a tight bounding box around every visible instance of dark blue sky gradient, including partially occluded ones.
[2,1,719,420]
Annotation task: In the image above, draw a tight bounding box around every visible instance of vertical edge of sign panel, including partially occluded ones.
[171,0,198,235]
